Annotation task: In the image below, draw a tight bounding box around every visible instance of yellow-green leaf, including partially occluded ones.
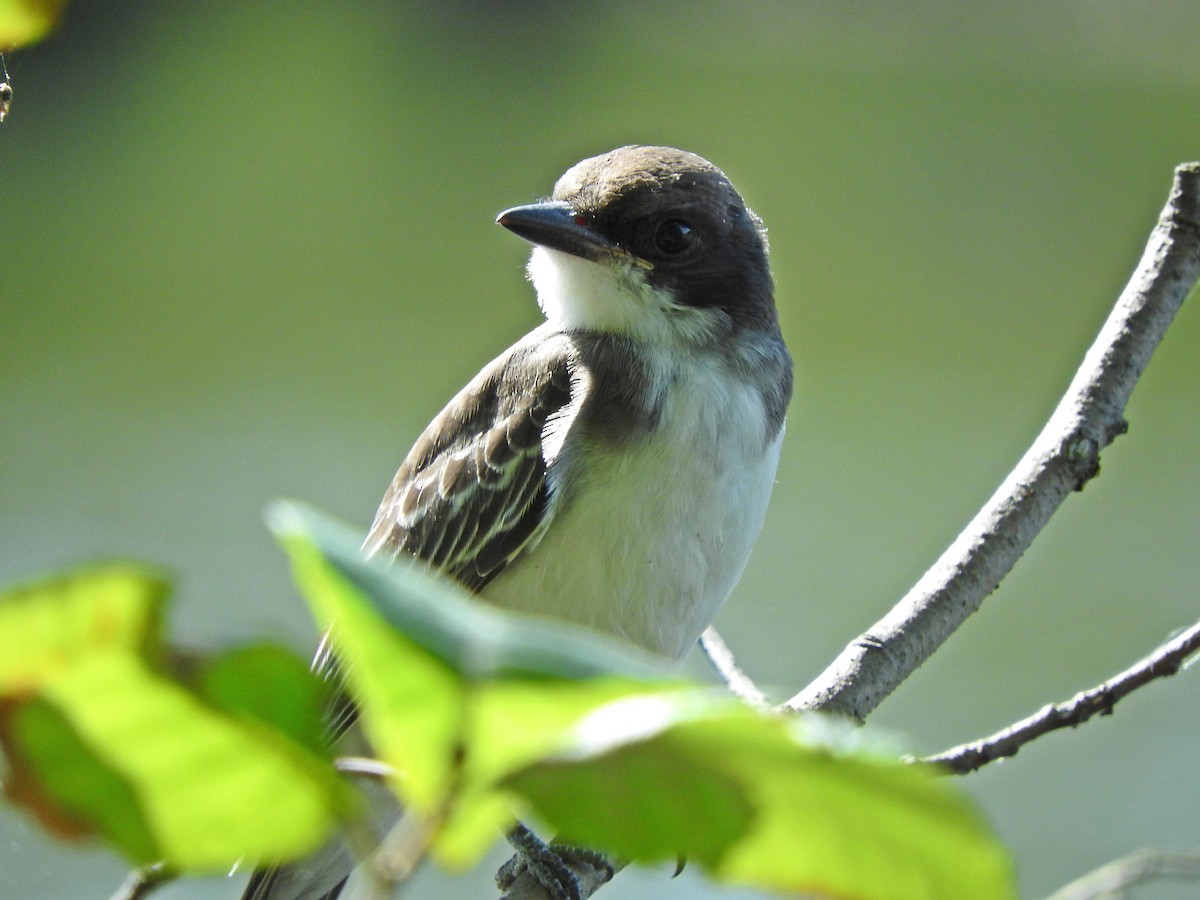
[194,643,332,759]
[2,695,159,857]
[37,651,338,869]
[268,502,681,867]
[269,502,1013,896]
[0,564,167,692]
[0,0,66,49]
[274,517,464,814]
[267,501,666,682]
[505,696,1016,900]
[0,564,342,871]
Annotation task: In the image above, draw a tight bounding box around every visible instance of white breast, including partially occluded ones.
[480,351,784,662]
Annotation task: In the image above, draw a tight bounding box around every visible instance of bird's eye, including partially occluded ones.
[653,218,695,255]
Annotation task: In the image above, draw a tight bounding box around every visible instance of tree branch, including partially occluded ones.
[108,864,171,900]
[923,619,1200,774]
[1043,847,1200,900]
[335,755,397,780]
[700,627,769,709]
[498,163,1200,900]
[785,163,1200,721]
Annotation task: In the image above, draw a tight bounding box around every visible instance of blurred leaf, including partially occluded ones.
[266,500,669,815]
[0,0,65,48]
[269,502,680,865]
[436,677,677,867]
[505,695,1016,900]
[270,502,1012,895]
[194,643,331,758]
[1,695,158,857]
[0,565,342,871]
[267,501,668,681]
[271,506,464,814]
[0,563,167,691]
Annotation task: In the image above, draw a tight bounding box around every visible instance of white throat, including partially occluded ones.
[527,247,724,345]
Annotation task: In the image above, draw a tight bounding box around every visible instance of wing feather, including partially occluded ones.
[243,335,576,900]
[364,331,574,592]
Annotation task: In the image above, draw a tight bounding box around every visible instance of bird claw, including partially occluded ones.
[498,824,613,900]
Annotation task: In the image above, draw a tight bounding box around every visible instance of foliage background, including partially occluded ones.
[2,2,1198,897]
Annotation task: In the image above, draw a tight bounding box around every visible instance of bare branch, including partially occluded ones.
[924,620,1200,774]
[786,163,1200,721]
[1043,847,1200,900]
[334,756,397,780]
[700,627,769,709]
[108,864,171,900]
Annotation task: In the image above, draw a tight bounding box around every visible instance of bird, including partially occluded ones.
[242,145,792,899]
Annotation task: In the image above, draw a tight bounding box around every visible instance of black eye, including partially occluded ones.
[653,218,695,255]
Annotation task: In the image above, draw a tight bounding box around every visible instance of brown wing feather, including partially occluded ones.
[239,337,576,900]
[363,330,574,592]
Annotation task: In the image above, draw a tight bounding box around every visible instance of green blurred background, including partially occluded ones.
[2,2,1198,898]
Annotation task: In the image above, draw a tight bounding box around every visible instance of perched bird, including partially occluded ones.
[243,145,792,899]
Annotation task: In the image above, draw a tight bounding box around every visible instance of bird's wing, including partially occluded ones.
[363,330,575,592]
[241,334,577,900]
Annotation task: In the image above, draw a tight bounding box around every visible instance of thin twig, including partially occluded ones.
[335,755,397,780]
[107,864,171,900]
[786,163,1200,721]
[699,627,769,709]
[924,620,1200,774]
[1043,847,1200,900]
[368,732,468,895]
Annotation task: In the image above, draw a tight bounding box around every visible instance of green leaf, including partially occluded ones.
[271,511,464,814]
[269,502,1012,896]
[0,565,342,871]
[268,502,680,865]
[0,0,66,49]
[1,694,160,858]
[436,677,677,867]
[0,563,168,691]
[267,501,667,681]
[194,643,331,758]
[505,694,1016,900]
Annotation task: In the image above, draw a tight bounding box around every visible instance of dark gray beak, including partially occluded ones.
[496,201,620,263]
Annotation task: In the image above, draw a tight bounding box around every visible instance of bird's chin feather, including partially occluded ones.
[528,247,724,346]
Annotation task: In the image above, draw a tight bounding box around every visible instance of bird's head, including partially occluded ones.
[497,145,776,345]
